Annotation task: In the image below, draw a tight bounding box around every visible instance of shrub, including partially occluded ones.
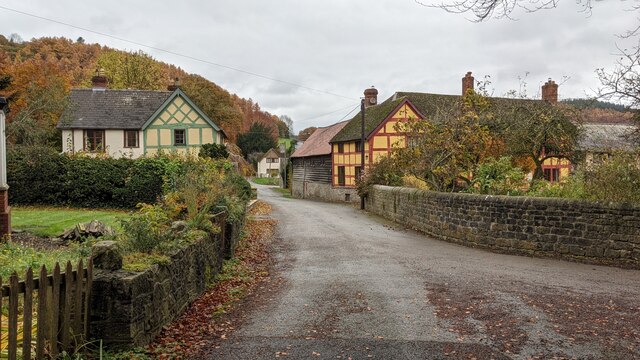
[7,145,68,204]
[472,157,527,195]
[63,156,131,208]
[119,204,172,253]
[199,143,229,159]
[527,175,587,200]
[356,156,403,197]
[583,152,640,203]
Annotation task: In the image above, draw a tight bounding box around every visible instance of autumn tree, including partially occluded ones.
[237,122,278,157]
[298,127,317,141]
[493,101,583,180]
[95,50,164,90]
[180,74,243,142]
[393,90,494,191]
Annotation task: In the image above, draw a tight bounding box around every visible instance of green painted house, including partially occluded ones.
[58,73,226,158]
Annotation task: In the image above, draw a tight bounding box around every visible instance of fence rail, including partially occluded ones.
[1,258,93,359]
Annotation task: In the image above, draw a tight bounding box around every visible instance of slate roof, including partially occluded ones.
[292,120,349,158]
[578,124,637,152]
[58,89,173,129]
[330,91,546,143]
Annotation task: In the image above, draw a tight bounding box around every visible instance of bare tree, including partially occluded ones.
[416,0,596,21]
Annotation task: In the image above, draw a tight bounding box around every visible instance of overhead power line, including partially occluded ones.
[0,5,357,101]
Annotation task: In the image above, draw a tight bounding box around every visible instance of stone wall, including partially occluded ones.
[291,180,360,203]
[90,212,244,349]
[366,185,640,267]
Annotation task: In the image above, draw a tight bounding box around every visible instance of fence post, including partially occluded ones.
[36,265,48,359]
[51,263,61,358]
[8,273,18,360]
[22,268,33,360]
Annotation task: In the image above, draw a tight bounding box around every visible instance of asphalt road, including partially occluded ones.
[205,184,640,360]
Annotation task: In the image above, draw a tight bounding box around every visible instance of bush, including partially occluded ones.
[7,151,182,208]
[527,175,587,200]
[472,157,527,195]
[356,156,403,197]
[199,143,229,159]
[7,145,68,204]
[583,153,640,203]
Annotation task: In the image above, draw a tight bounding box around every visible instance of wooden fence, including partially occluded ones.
[1,258,93,359]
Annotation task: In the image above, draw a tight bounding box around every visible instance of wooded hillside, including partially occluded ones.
[0,35,286,143]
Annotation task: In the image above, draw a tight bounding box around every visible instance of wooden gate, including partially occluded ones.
[1,258,93,359]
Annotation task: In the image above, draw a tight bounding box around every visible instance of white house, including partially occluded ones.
[256,148,283,177]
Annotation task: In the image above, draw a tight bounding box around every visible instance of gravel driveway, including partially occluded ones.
[205,184,640,359]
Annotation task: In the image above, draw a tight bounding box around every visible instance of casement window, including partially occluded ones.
[84,129,104,151]
[337,143,344,153]
[355,141,363,153]
[266,158,279,163]
[355,166,362,181]
[337,166,346,186]
[543,168,560,182]
[124,130,139,148]
[174,129,186,146]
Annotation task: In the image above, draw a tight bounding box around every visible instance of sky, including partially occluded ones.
[0,0,637,132]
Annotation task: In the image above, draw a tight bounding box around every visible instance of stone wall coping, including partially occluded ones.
[372,185,640,211]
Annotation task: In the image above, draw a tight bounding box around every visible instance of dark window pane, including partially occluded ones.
[174,129,186,146]
[338,166,345,186]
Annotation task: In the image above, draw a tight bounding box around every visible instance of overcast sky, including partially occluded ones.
[1,0,637,131]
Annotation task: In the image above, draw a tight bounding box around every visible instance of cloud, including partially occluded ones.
[0,0,635,129]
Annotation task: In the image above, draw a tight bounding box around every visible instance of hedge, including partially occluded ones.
[7,147,180,209]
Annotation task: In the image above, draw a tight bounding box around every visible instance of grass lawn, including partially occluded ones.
[252,177,279,186]
[12,206,126,237]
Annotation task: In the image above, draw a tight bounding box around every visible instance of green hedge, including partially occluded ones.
[7,148,180,208]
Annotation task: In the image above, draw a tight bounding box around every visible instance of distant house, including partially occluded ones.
[291,120,348,200]
[58,72,226,158]
[256,148,283,178]
[578,123,637,168]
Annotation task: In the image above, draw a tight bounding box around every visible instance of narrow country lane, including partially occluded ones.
[205,184,640,359]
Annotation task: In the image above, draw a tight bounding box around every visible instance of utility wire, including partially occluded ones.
[295,103,360,126]
[0,4,357,101]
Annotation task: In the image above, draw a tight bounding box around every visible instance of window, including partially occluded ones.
[84,130,104,151]
[543,168,560,182]
[124,130,138,148]
[337,166,345,186]
[355,166,362,181]
[337,143,344,153]
[355,141,363,153]
[174,129,186,146]
[266,158,279,163]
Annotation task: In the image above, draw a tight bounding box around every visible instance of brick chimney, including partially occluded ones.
[541,78,558,104]
[91,68,108,90]
[462,71,474,95]
[364,86,378,108]
[167,77,181,91]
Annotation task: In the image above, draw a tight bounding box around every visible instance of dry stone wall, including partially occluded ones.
[90,212,245,349]
[366,185,640,267]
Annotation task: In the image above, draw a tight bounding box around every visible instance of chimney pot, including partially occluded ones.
[462,71,474,95]
[363,86,378,108]
[541,78,559,104]
[91,68,108,91]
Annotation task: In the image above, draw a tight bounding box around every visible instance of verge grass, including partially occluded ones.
[12,206,125,237]
[251,177,279,186]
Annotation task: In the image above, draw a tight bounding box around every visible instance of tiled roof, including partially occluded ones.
[292,120,349,158]
[330,91,546,143]
[579,124,637,152]
[58,89,173,129]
